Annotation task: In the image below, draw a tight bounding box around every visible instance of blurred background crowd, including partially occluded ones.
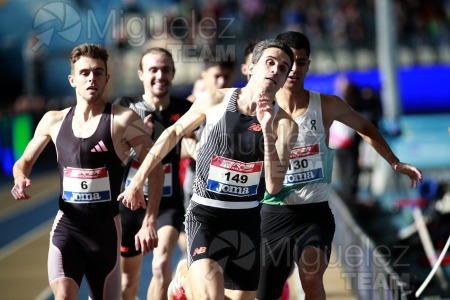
[0,0,449,112]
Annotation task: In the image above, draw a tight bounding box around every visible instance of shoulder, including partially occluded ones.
[111,104,141,125]
[319,93,344,106]
[314,92,344,112]
[113,96,139,107]
[318,93,354,127]
[192,88,230,110]
[41,108,70,124]
[275,107,298,132]
[35,108,70,135]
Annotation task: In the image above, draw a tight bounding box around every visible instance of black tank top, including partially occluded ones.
[193,89,266,203]
[114,96,192,199]
[56,103,124,220]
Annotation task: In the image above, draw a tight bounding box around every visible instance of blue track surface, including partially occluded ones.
[0,178,183,299]
[0,195,58,247]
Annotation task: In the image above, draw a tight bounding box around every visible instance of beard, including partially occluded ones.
[152,86,170,98]
[80,88,104,102]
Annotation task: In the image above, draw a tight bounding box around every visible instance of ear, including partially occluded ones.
[247,63,255,76]
[68,74,76,88]
[240,63,248,76]
[201,69,207,80]
[137,69,143,81]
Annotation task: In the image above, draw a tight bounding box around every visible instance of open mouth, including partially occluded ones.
[265,77,277,85]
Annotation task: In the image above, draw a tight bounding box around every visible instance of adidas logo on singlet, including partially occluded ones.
[90,140,109,152]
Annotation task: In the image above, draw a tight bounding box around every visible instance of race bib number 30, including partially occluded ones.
[63,167,111,203]
[285,144,324,185]
[207,155,263,197]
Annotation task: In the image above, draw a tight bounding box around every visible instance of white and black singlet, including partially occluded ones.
[186,88,268,290]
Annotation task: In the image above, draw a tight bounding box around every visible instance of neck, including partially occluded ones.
[241,86,276,103]
[75,100,105,121]
[276,88,309,115]
[238,86,276,116]
[142,93,170,111]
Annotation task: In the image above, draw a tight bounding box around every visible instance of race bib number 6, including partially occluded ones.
[63,167,111,203]
[207,155,263,197]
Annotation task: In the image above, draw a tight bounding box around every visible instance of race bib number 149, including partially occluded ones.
[207,155,263,197]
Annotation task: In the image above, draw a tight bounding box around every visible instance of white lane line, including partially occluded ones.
[34,286,52,300]
[0,220,52,260]
[0,172,59,217]
[0,185,59,220]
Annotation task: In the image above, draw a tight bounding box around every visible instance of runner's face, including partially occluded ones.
[248,48,291,93]
[139,53,175,97]
[69,56,109,102]
[202,65,235,90]
[283,48,310,91]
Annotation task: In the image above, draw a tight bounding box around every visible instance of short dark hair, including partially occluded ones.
[244,39,260,61]
[203,59,235,71]
[276,31,311,57]
[70,44,109,73]
[139,47,175,71]
[251,39,294,69]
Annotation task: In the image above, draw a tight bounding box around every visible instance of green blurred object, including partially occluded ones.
[12,114,33,160]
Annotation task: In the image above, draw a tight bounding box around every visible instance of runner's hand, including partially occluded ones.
[11,177,32,200]
[135,222,158,255]
[117,182,147,210]
[392,162,423,188]
[256,93,274,131]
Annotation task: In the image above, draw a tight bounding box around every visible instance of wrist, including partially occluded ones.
[14,175,26,183]
[390,161,401,170]
[262,126,274,137]
[142,217,157,227]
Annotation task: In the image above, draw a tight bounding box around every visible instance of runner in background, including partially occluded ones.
[114,47,192,300]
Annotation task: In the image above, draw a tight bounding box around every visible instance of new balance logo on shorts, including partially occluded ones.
[90,140,108,152]
[192,246,207,256]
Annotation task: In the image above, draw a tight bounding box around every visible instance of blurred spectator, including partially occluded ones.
[2,0,450,119]
[330,75,381,207]
[240,39,260,81]
[186,57,236,102]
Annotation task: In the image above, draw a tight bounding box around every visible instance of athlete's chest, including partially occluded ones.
[221,112,264,158]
